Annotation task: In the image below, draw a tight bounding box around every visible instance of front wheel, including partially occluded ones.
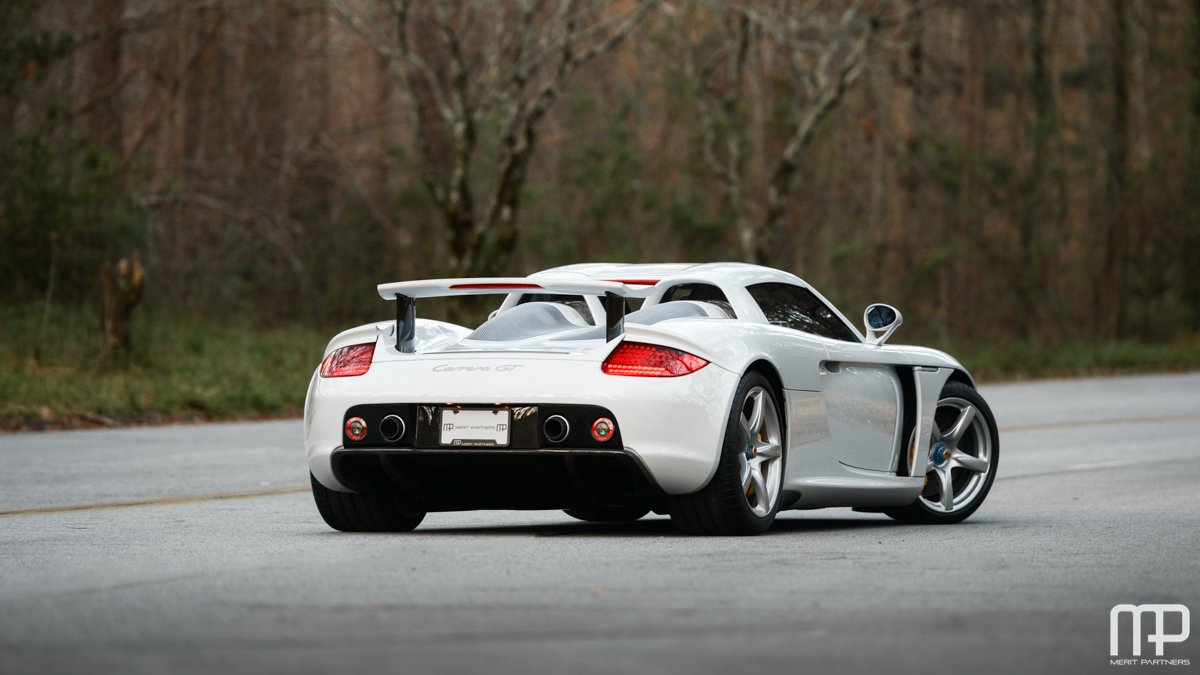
[884,381,999,524]
[668,372,785,535]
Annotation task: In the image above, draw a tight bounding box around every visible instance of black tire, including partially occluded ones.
[310,473,426,532]
[563,505,650,523]
[884,380,999,524]
[667,371,785,535]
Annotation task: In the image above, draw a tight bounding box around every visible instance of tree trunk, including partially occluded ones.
[91,0,124,152]
[1186,0,1200,329]
[952,0,986,341]
[101,252,145,353]
[1101,0,1130,340]
[1194,0,1200,164]
[1015,0,1055,340]
[887,0,924,303]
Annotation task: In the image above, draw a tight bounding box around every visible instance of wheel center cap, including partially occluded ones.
[932,443,950,465]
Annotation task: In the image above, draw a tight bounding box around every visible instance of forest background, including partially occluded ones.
[3,0,1198,428]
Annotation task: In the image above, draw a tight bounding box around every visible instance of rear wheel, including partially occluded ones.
[884,381,999,524]
[310,473,426,532]
[563,505,650,523]
[668,372,785,535]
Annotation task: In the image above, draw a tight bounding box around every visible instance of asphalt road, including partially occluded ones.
[1,373,1198,674]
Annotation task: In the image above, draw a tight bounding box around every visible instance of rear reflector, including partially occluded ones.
[319,343,375,378]
[345,417,368,441]
[591,417,615,442]
[601,341,708,377]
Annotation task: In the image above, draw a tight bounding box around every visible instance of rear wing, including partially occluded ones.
[376,277,658,351]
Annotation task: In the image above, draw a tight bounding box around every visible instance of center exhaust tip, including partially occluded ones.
[543,415,570,444]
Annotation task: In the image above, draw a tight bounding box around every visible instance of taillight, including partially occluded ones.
[601,341,708,377]
[319,342,375,378]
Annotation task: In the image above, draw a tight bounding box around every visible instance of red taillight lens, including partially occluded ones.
[601,341,708,377]
[319,343,375,378]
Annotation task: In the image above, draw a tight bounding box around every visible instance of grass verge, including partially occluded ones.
[0,303,329,430]
[950,339,1200,383]
[1,303,1197,430]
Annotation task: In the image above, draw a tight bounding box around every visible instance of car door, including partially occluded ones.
[746,282,902,473]
[818,343,904,472]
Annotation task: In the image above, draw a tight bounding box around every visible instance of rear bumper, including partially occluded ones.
[304,355,740,496]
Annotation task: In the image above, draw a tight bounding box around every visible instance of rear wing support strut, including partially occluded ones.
[395,294,415,352]
[604,292,624,343]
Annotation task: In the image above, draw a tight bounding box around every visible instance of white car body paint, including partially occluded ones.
[305,262,971,511]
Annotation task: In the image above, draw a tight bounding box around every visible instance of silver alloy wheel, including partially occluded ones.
[920,396,993,513]
[737,386,784,517]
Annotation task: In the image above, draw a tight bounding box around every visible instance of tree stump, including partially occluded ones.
[101,252,145,353]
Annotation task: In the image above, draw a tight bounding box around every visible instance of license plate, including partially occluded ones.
[439,408,511,447]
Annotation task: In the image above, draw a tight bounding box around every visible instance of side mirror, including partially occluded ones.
[863,303,902,346]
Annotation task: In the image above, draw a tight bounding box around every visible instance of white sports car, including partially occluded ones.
[304,263,998,535]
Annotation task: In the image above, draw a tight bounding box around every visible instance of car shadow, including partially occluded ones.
[333,514,906,538]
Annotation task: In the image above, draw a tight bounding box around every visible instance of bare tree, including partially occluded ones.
[669,1,921,264]
[1013,0,1060,339]
[753,2,881,265]
[329,0,655,277]
[669,1,755,259]
[1100,0,1130,339]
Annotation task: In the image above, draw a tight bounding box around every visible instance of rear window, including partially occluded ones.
[660,283,735,318]
[516,293,593,323]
